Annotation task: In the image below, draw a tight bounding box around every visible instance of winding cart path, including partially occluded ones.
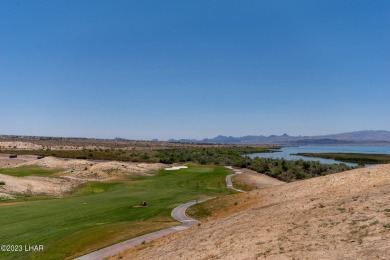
[75,167,242,260]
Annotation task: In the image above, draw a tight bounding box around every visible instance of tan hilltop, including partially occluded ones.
[112,164,390,260]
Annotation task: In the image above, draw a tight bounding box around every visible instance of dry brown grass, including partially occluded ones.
[111,164,390,260]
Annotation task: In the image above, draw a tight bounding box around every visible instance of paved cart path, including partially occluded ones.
[75,166,242,260]
[225,166,245,192]
[74,198,211,260]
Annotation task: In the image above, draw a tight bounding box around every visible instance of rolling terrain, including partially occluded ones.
[1,137,388,259]
[112,164,390,260]
[0,162,233,260]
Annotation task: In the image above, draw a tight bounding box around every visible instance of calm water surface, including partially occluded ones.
[247,146,390,166]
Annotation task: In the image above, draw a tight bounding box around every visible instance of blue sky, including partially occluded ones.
[1,0,389,140]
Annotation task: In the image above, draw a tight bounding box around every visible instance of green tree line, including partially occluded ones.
[2,146,353,182]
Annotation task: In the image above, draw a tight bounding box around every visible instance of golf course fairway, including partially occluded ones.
[0,165,233,260]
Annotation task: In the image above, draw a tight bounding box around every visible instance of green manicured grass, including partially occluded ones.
[0,165,232,260]
[0,165,62,177]
[295,153,390,164]
[71,182,121,196]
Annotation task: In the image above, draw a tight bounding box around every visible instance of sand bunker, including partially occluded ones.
[164,166,188,171]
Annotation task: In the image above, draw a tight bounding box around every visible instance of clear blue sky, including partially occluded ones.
[1,0,389,140]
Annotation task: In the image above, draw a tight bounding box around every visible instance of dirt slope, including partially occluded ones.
[233,168,284,189]
[0,174,82,197]
[0,154,39,167]
[0,156,166,198]
[11,156,166,179]
[112,164,390,260]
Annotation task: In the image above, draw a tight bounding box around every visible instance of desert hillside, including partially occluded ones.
[0,155,165,198]
[113,164,390,260]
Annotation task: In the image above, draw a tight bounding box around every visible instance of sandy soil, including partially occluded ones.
[0,192,16,200]
[0,141,99,151]
[0,141,43,150]
[0,156,167,198]
[233,168,284,190]
[0,174,83,197]
[15,156,166,179]
[0,154,39,167]
[112,164,390,260]
[0,154,79,198]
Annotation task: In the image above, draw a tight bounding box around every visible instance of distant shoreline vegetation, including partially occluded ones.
[1,146,354,182]
[295,153,390,164]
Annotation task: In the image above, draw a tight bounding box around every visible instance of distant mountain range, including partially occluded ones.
[169,130,390,145]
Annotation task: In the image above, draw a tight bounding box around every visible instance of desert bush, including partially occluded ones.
[4,145,353,182]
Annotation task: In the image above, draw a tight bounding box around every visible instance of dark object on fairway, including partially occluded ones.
[37,156,45,159]
[140,201,147,207]
[9,154,17,158]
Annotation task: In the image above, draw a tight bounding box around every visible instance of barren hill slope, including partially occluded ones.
[113,164,390,260]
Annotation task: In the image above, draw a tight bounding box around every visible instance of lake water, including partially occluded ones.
[246,145,390,166]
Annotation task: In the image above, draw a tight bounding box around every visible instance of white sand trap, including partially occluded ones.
[164,166,188,171]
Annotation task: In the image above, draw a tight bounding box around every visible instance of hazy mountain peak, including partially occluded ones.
[170,130,390,144]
